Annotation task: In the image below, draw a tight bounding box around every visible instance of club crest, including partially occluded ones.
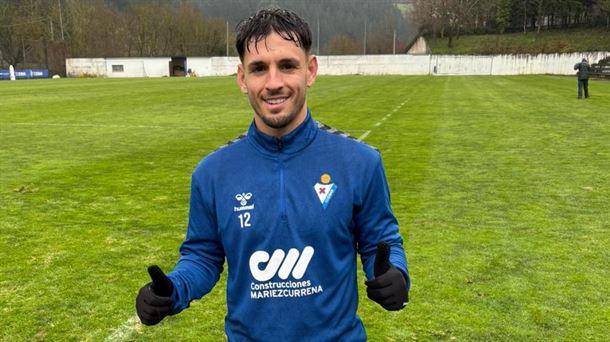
[314,174,337,209]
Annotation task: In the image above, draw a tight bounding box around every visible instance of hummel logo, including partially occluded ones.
[235,192,252,206]
[249,246,314,282]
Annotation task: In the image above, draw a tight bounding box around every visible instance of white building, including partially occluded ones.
[66,52,610,78]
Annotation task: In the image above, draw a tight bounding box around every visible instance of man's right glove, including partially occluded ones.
[136,265,174,325]
[365,241,409,311]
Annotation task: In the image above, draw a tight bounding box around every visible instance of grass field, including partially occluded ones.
[1,75,609,341]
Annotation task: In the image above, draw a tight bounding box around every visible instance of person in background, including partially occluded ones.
[574,58,591,99]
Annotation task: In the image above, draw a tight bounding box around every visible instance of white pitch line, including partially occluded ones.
[357,130,371,142]
[357,99,406,142]
[105,315,140,342]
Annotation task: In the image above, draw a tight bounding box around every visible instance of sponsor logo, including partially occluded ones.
[249,246,314,281]
[314,173,337,209]
[248,246,323,299]
[234,192,254,212]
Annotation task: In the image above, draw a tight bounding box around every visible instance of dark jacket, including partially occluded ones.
[574,61,590,80]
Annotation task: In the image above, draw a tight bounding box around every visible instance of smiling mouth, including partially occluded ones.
[264,97,288,105]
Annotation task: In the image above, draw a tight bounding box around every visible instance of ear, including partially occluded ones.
[306,55,318,88]
[237,64,247,94]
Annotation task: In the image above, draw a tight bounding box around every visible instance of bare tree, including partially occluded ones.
[0,0,48,67]
[63,0,128,57]
[126,3,168,56]
[325,34,362,55]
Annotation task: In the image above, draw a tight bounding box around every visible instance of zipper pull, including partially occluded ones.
[277,138,283,151]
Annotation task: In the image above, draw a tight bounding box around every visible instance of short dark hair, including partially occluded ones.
[235,8,312,62]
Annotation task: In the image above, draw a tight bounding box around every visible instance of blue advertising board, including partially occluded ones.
[0,69,48,80]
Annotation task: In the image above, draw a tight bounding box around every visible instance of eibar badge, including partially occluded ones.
[314,174,337,209]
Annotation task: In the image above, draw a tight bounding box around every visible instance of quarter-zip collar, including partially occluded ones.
[247,109,317,155]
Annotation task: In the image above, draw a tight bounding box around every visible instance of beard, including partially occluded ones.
[251,94,306,131]
[256,109,299,129]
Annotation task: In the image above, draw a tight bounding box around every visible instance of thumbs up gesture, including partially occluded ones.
[365,242,409,311]
[136,265,174,325]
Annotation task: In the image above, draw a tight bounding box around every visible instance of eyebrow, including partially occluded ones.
[247,61,266,70]
[278,58,300,65]
[246,57,301,71]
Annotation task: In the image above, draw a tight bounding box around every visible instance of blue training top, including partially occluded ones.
[167,111,410,341]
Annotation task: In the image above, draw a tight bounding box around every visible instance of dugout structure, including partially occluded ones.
[590,57,610,79]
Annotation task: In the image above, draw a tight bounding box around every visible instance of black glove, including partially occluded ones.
[136,265,174,325]
[365,241,409,311]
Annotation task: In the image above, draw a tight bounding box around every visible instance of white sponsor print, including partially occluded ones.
[248,246,323,299]
[249,246,314,282]
[235,192,252,206]
[234,192,254,211]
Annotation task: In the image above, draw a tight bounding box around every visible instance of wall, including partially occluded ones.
[66,58,106,77]
[187,57,241,76]
[105,58,171,77]
[66,52,609,78]
[317,55,431,75]
[431,52,609,75]
[66,57,171,77]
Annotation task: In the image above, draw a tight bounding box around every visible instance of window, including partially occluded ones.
[112,65,124,72]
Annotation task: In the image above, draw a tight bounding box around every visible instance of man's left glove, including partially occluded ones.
[136,265,174,325]
[365,241,409,311]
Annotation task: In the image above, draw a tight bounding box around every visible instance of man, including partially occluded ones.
[574,58,590,99]
[136,8,410,341]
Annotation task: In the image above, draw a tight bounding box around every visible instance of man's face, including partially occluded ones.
[237,31,318,137]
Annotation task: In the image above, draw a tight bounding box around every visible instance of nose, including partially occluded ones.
[265,67,283,92]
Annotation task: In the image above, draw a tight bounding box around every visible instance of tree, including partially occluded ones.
[126,2,169,56]
[63,0,128,57]
[597,0,610,29]
[496,0,513,33]
[0,0,48,67]
[531,0,546,32]
[325,34,361,55]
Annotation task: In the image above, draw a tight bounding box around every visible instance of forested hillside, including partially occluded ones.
[414,0,610,48]
[0,0,415,69]
[428,28,610,54]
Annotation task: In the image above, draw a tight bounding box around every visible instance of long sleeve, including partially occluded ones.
[354,154,410,290]
[167,172,225,314]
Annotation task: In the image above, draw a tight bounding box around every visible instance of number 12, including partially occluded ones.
[238,212,251,228]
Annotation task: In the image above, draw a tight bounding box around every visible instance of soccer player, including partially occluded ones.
[136,8,410,340]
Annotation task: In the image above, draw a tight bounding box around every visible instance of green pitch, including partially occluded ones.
[1,75,608,341]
